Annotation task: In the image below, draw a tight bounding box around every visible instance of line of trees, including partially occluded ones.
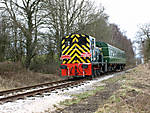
[110,24,135,65]
[0,0,135,73]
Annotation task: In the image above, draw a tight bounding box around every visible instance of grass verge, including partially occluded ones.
[96,64,150,113]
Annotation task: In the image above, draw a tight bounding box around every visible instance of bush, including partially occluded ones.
[30,63,59,74]
[0,61,24,73]
[30,56,60,74]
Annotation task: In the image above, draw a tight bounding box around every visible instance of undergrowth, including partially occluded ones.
[0,61,61,90]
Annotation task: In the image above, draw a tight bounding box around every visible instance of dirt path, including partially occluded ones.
[54,83,120,113]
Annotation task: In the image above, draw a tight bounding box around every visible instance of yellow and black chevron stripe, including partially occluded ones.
[61,34,91,64]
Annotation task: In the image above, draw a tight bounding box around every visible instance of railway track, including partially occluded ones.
[0,78,86,104]
[0,69,128,104]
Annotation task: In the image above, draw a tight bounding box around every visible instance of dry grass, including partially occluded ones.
[148,60,150,69]
[0,62,61,91]
[96,64,150,113]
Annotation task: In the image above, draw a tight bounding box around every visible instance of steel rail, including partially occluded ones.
[0,79,70,96]
[0,79,85,104]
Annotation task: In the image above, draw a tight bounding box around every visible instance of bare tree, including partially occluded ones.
[81,16,111,42]
[42,0,98,56]
[0,15,9,62]
[136,23,150,62]
[1,0,45,68]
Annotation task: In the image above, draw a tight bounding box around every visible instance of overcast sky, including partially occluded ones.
[92,0,150,41]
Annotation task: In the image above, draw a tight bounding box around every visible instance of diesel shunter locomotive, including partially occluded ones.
[60,34,126,77]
